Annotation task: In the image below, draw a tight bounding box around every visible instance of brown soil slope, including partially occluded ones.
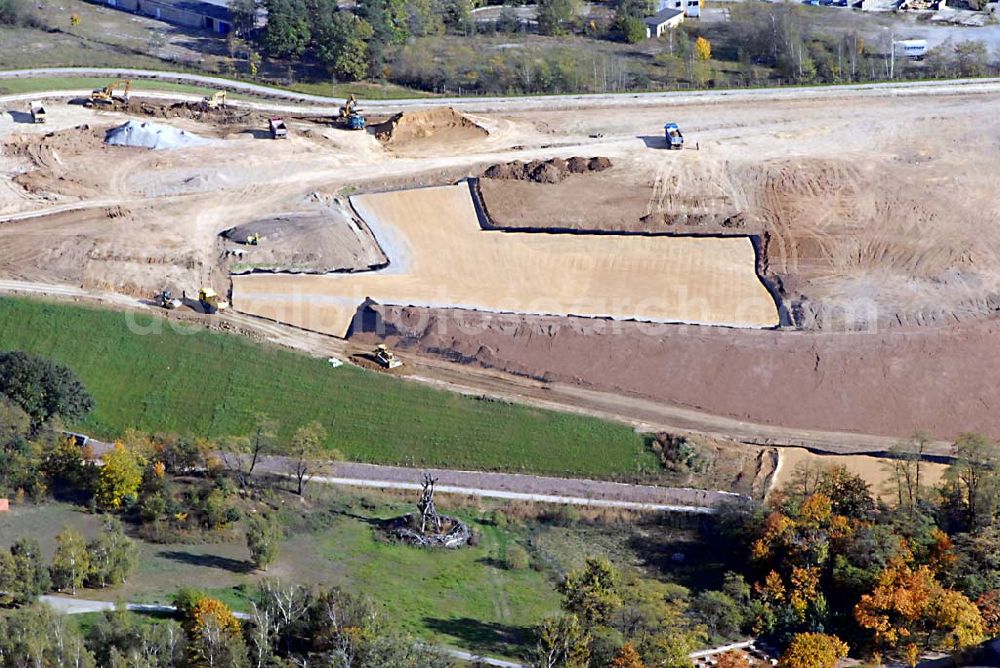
[351,303,1000,441]
[372,107,488,149]
[4,125,133,198]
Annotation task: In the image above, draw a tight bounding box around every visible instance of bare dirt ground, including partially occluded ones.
[4,83,1000,450]
[773,447,948,501]
[350,302,1000,441]
[232,183,778,333]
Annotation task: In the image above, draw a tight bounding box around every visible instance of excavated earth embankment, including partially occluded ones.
[348,301,1000,441]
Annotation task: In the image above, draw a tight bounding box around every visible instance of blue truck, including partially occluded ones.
[664,122,684,150]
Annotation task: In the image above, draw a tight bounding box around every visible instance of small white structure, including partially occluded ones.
[896,38,929,58]
[658,0,700,19]
[644,7,685,37]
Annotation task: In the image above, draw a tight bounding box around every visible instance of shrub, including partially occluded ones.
[505,545,530,570]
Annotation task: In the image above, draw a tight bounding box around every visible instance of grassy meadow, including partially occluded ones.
[0,297,657,479]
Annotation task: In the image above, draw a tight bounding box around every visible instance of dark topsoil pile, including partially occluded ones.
[481,156,612,184]
[122,99,270,127]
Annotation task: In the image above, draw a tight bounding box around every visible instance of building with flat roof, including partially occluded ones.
[97,0,233,34]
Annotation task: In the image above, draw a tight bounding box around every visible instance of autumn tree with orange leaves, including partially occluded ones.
[610,642,645,668]
[778,632,848,668]
[854,558,983,663]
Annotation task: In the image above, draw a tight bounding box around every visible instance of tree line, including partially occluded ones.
[0,581,456,667]
[224,0,999,96]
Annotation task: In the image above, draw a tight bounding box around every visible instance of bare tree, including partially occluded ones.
[418,473,443,534]
[286,421,338,495]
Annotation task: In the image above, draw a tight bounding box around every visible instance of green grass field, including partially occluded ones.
[0,298,656,479]
[0,496,561,659]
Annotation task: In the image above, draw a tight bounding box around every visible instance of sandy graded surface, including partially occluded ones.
[230,183,780,335]
[772,447,947,501]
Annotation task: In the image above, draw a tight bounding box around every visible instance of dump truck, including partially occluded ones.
[156,289,182,310]
[29,101,46,124]
[373,344,402,369]
[664,122,684,150]
[269,117,288,139]
[198,287,229,314]
[337,94,366,130]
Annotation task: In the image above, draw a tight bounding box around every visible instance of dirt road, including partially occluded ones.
[4,67,999,110]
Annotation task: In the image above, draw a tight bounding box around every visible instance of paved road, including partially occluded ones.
[79,435,743,513]
[2,67,999,115]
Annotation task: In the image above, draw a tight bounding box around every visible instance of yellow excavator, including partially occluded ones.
[338,94,366,130]
[202,90,227,110]
[89,79,132,106]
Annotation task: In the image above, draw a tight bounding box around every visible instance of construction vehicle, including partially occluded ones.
[372,344,402,369]
[88,79,132,106]
[246,233,263,245]
[202,90,227,110]
[269,117,288,139]
[337,94,366,130]
[198,287,229,314]
[156,289,182,310]
[664,122,684,150]
[29,100,46,124]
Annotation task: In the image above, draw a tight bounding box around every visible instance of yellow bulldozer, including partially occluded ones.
[88,79,132,106]
[373,344,402,369]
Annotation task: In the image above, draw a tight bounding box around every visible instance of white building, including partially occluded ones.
[659,0,701,19]
[644,7,685,38]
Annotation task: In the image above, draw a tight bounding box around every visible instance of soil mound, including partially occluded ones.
[220,203,387,274]
[372,107,488,146]
[482,156,612,184]
[105,121,209,150]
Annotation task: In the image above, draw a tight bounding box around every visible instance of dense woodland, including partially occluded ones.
[5,349,1000,667]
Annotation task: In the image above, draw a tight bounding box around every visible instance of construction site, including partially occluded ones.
[5,76,1000,462]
